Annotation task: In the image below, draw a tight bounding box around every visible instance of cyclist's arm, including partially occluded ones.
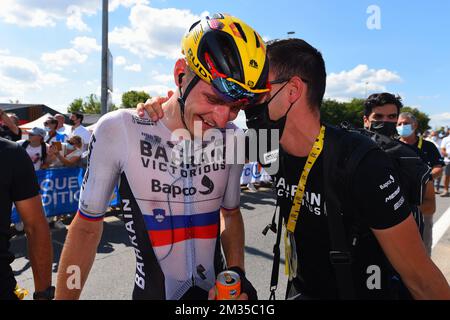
[56,215,103,299]
[419,180,436,216]
[220,159,245,271]
[372,215,450,299]
[56,111,126,299]
[220,207,245,270]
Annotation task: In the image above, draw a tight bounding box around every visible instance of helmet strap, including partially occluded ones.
[177,75,200,130]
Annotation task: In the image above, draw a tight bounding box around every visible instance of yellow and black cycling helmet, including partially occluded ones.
[181,13,270,105]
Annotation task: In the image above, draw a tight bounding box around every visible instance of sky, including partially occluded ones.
[0,0,449,129]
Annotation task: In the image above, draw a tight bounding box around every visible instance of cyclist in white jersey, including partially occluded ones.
[56,13,270,300]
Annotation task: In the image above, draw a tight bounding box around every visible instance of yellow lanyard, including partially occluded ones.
[418,136,423,150]
[284,125,326,279]
[286,125,326,233]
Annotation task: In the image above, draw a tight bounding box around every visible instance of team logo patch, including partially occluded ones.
[249,60,258,69]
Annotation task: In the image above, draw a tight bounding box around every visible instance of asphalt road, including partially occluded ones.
[10,186,450,300]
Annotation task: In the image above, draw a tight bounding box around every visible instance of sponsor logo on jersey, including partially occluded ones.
[151,176,215,198]
[141,132,162,144]
[132,115,155,126]
[379,175,395,190]
[199,175,214,195]
[263,149,279,165]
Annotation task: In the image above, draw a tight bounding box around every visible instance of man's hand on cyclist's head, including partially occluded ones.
[136,90,173,121]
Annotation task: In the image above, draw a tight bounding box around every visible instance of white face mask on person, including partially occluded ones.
[396,124,413,137]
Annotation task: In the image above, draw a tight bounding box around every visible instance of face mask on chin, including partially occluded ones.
[368,121,398,138]
[244,82,293,139]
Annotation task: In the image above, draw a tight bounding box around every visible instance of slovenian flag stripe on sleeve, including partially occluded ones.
[77,209,105,221]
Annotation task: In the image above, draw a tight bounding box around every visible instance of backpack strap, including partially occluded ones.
[323,126,378,299]
[21,140,30,149]
[41,142,47,163]
[265,199,283,300]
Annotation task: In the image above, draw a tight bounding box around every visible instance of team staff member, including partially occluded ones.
[0,137,54,300]
[397,111,444,255]
[140,38,450,299]
[56,13,266,300]
[362,94,436,236]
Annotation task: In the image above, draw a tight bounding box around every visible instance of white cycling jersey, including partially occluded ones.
[78,109,243,300]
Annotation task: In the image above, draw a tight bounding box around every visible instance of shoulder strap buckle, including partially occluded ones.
[329,251,352,265]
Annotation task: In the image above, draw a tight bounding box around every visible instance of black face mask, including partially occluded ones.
[244,82,293,139]
[368,121,398,138]
[69,120,75,126]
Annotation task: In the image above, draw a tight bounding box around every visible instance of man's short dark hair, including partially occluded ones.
[266,38,327,109]
[364,93,403,117]
[72,112,84,123]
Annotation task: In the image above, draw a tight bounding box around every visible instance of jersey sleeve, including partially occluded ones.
[11,144,40,202]
[78,111,128,221]
[221,124,244,211]
[221,163,243,211]
[351,149,411,230]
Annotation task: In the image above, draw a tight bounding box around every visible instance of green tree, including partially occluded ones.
[121,90,151,109]
[68,98,83,113]
[400,107,431,133]
[68,94,104,114]
[82,94,101,114]
[321,98,364,128]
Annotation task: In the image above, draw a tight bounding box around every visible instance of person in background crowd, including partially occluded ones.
[69,112,91,151]
[426,130,443,149]
[17,127,49,171]
[48,136,83,168]
[397,112,443,256]
[54,114,67,134]
[0,137,54,300]
[0,109,21,141]
[440,133,450,197]
[44,116,67,145]
[427,130,445,193]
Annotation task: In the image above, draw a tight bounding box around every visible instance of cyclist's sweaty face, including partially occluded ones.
[184,80,244,137]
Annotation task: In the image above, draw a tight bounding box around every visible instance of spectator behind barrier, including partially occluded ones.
[54,114,66,134]
[44,116,67,145]
[69,112,91,152]
[48,135,83,168]
[17,127,49,171]
[0,109,22,141]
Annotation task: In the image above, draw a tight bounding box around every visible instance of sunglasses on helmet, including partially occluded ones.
[204,53,269,106]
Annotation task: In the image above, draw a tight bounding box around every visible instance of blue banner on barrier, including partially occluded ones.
[240,162,272,185]
[11,167,120,223]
